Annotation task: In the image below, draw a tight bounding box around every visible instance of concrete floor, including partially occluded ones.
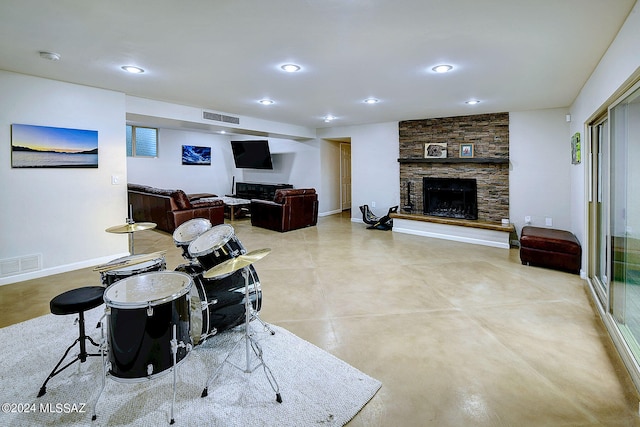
[1,212,639,426]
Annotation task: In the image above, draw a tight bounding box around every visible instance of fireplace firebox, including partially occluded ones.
[423,178,478,220]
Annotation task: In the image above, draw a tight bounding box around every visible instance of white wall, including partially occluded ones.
[319,116,575,236]
[318,122,400,220]
[0,71,128,285]
[570,3,640,247]
[127,129,234,197]
[127,130,324,208]
[239,137,320,193]
[509,108,572,236]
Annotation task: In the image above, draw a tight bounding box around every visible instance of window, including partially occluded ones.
[126,125,158,157]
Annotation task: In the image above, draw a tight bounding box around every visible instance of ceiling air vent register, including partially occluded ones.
[202,111,240,125]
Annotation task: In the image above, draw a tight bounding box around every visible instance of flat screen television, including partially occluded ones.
[231,140,273,169]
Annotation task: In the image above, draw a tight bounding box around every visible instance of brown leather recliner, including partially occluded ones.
[250,188,318,232]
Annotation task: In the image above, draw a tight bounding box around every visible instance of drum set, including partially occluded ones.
[92,218,280,424]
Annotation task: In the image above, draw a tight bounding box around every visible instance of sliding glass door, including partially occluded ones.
[607,84,640,355]
[589,118,609,307]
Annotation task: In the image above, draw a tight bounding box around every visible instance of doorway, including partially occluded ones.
[340,143,351,211]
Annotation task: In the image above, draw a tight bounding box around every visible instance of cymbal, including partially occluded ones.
[203,248,271,278]
[105,222,157,233]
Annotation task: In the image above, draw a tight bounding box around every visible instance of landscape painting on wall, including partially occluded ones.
[182,145,211,165]
[11,124,98,168]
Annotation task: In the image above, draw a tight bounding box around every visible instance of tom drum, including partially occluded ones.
[172,218,212,260]
[187,224,246,273]
[100,254,166,287]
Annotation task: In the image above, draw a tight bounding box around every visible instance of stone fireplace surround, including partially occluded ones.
[398,112,510,222]
[393,113,512,248]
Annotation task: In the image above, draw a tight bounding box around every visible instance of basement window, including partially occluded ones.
[126,125,158,157]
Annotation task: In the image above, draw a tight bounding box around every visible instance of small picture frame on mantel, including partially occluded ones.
[460,143,474,158]
[424,143,447,158]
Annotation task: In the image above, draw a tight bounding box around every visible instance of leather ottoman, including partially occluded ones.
[520,226,581,274]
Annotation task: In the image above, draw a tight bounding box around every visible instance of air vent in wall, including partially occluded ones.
[203,111,240,125]
[0,254,41,277]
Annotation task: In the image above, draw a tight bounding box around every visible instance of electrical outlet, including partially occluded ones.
[545,217,553,226]
[111,175,120,185]
[371,201,376,208]
[524,216,531,224]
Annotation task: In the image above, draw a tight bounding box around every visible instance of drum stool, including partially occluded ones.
[37,286,105,397]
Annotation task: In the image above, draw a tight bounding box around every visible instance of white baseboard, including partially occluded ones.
[392,218,511,249]
[319,209,343,217]
[0,252,129,286]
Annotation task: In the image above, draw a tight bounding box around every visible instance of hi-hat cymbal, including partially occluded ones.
[203,248,271,278]
[105,222,157,233]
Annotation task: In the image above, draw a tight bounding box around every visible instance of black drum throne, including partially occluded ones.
[37,286,105,397]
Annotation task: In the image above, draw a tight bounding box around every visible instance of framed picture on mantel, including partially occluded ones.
[460,143,474,158]
[424,143,447,158]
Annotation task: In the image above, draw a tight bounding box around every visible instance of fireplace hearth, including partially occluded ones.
[423,178,477,220]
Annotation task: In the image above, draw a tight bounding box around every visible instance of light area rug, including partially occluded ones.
[0,306,381,426]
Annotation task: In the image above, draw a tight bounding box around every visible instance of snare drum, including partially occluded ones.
[173,218,212,260]
[187,224,246,273]
[100,255,166,287]
[104,271,193,382]
[175,263,262,344]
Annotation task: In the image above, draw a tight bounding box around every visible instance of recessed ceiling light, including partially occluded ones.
[39,51,60,61]
[121,65,144,74]
[281,64,301,72]
[323,115,336,122]
[465,99,481,105]
[432,64,453,73]
[363,98,380,104]
[259,99,275,105]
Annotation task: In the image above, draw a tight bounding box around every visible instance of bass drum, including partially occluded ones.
[175,263,262,345]
[103,271,193,382]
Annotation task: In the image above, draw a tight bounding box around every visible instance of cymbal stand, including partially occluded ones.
[126,205,135,254]
[91,312,108,421]
[201,266,282,403]
[247,267,276,336]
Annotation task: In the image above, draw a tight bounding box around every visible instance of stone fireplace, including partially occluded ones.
[398,113,509,223]
[423,177,477,220]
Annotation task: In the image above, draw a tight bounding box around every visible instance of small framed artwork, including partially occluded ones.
[571,132,581,165]
[182,145,211,165]
[424,143,447,158]
[460,143,474,158]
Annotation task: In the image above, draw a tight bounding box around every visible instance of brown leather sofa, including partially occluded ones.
[520,226,581,274]
[250,188,318,232]
[127,184,224,233]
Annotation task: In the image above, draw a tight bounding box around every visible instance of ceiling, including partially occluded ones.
[0,0,635,130]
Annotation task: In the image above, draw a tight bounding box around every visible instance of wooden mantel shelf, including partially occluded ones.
[391,212,515,233]
[397,158,509,164]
